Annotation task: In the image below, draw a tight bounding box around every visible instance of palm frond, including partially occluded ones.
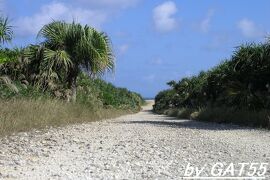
[0,75,19,93]
[0,16,13,44]
[43,48,73,72]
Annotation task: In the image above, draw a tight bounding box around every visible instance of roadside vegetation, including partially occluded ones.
[0,16,144,136]
[154,38,270,128]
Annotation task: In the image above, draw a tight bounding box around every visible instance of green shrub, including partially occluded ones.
[0,48,19,64]
[153,89,176,113]
[195,107,270,127]
[154,39,270,128]
[177,108,194,119]
[164,109,179,117]
[77,73,144,111]
[0,72,144,112]
[0,81,50,99]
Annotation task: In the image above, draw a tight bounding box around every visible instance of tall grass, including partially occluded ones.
[0,99,130,136]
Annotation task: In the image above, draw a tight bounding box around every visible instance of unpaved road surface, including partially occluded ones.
[0,101,270,179]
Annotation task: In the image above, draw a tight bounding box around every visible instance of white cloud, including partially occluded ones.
[6,0,143,39]
[153,1,178,33]
[237,18,264,38]
[200,9,214,33]
[76,0,140,9]
[15,2,107,37]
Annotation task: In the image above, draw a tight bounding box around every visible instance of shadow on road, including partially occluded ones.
[141,109,153,113]
[121,114,253,131]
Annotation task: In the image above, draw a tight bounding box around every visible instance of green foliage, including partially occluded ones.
[153,89,176,113]
[177,108,194,119]
[76,73,144,111]
[0,73,144,111]
[0,76,19,94]
[0,48,19,64]
[0,80,50,99]
[164,108,179,117]
[194,107,270,128]
[154,40,270,128]
[0,19,143,112]
[0,16,13,45]
[24,21,115,101]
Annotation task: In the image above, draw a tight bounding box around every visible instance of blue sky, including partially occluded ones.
[1,0,270,97]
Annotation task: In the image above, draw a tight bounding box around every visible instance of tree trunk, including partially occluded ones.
[67,67,79,102]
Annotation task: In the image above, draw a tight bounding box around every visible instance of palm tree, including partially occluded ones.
[26,21,114,101]
[0,15,17,92]
[0,16,13,45]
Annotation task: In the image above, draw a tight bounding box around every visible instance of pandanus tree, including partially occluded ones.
[0,16,18,92]
[25,21,114,101]
[0,16,13,45]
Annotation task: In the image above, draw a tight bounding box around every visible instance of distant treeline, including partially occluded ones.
[154,38,270,128]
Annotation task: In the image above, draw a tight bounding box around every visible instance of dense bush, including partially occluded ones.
[154,40,270,128]
[0,48,19,64]
[76,73,144,111]
[0,73,144,111]
[153,89,176,113]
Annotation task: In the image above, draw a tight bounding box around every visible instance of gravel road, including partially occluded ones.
[0,100,270,179]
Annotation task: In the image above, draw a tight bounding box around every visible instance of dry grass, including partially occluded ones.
[0,99,131,136]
